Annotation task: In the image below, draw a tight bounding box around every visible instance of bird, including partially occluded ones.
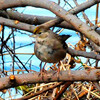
[32,26,71,72]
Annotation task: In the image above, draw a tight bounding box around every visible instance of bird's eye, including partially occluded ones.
[38,32,41,34]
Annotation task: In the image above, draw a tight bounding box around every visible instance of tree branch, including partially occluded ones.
[67,47,100,60]
[0,17,36,33]
[0,0,99,13]
[0,0,99,30]
[0,10,75,30]
[53,82,72,100]
[43,0,100,46]
[0,11,100,35]
[13,82,66,100]
[0,69,100,90]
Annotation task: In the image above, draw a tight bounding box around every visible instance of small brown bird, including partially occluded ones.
[32,26,71,71]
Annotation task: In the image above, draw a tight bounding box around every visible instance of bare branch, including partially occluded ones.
[14,82,65,100]
[67,47,100,60]
[0,0,99,14]
[0,17,36,33]
[0,69,100,90]
[53,82,72,100]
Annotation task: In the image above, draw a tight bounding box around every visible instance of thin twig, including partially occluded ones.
[12,28,15,74]
[4,45,29,72]
[13,82,65,100]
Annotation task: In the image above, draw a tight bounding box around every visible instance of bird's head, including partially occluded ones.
[31,26,49,38]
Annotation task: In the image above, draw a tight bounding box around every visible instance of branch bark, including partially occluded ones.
[0,10,75,30]
[53,82,72,100]
[0,0,99,13]
[0,69,100,90]
[0,17,36,33]
[67,47,100,60]
[13,82,66,100]
[0,11,100,36]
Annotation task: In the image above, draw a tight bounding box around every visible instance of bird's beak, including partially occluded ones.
[30,34,36,38]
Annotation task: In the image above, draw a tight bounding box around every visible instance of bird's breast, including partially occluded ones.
[34,40,66,63]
